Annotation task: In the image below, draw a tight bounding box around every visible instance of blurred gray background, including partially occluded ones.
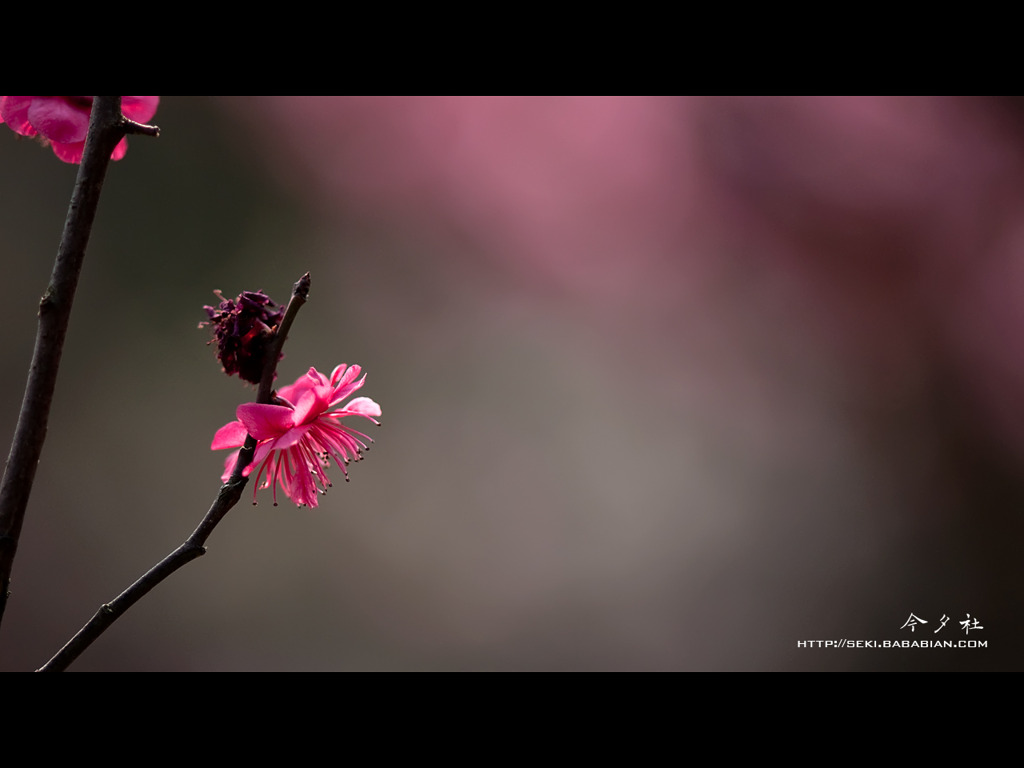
[1,96,1022,670]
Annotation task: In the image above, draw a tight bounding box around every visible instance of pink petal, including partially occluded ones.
[122,96,159,123]
[334,364,360,390]
[250,441,276,473]
[28,97,91,144]
[212,419,249,449]
[271,422,313,451]
[274,388,298,408]
[0,96,36,136]
[280,448,319,507]
[343,397,382,419]
[278,370,317,405]
[110,137,129,161]
[331,367,366,404]
[329,364,349,385]
[220,450,241,482]
[50,141,86,164]
[237,402,296,439]
[292,386,330,426]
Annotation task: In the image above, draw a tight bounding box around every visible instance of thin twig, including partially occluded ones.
[0,97,160,631]
[121,118,161,138]
[37,274,311,672]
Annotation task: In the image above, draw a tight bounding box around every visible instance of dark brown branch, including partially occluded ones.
[37,274,311,672]
[121,118,161,138]
[0,97,159,631]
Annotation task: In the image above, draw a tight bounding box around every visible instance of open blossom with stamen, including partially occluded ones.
[212,365,381,507]
[0,96,159,163]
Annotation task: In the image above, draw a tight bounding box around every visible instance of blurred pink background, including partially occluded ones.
[1,96,1022,670]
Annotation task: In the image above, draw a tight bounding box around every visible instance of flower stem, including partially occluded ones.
[36,274,312,672]
[0,97,159,632]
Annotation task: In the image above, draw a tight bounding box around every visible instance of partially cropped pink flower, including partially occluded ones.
[212,365,382,507]
[0,96,159,163]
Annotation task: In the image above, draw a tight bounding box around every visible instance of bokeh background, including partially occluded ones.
[1,96,1023,671]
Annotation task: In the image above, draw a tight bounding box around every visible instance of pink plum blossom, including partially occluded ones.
[212,365,382,507]
[0,96,159,163]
